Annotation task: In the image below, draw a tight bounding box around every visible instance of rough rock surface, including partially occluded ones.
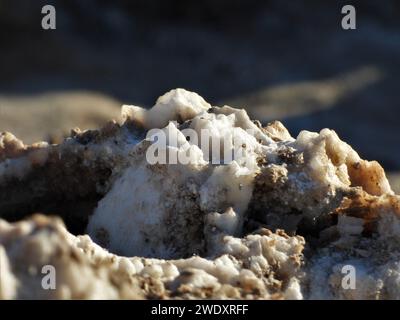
[0,89,399,299]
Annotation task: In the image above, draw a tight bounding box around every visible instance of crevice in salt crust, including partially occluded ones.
[0,88,400,299]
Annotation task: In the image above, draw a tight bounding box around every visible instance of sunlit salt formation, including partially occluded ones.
[87,88,394,259]
[1,88,400,299]
[0,215,304,299]
[88,90,267,259]
[121,88,212,130]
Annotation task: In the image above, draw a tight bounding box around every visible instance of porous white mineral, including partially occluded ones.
[0,89,399,299]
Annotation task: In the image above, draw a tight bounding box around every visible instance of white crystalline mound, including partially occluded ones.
[88,90,271,259]
[87,88,394,260]
[1,88,400,300]
[0,215,304,299]
[121,88,211,129]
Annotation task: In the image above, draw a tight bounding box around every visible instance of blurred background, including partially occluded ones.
[0,0,399,192]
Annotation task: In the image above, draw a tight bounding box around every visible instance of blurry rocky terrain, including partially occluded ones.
[0,0,399,191]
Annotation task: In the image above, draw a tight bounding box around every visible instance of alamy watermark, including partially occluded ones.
[341,5,356,30]
[41,265,56,290]
[41,5,56,30]
[341,265,356,290]
[145,126,256,167]
[40,4,356,31]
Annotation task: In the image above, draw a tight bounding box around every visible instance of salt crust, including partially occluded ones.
[0,89,399,299]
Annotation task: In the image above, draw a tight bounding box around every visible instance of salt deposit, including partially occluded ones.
[0,88,399,299]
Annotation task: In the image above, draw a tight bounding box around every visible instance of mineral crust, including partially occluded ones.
[0,88,399,299]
